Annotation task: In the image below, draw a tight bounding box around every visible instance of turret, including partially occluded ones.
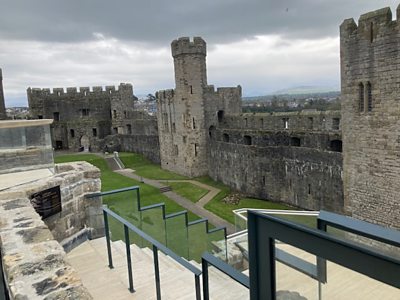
[172,37,207,94]
[0,68,6,120]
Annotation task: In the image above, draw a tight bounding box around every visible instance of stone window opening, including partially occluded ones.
[190,85,193,94]
[370,22,374,43]
[124,111,127,118]
[367,82,372,112]
[262,176,266,185]
[127,124,132,134]
[172,122,176,133]
[163,113,169,131]
[192,118,196,129]
[70,129,75,138]
[81,109,90,117]
[330,140,342,152]
[84,90,87,96]
[194,143,198,157]
[174,145,179,156]
[358,82,364,112]
[113,127,118,134]
[38,115,43,119]
[53,112,60,121]
[183,136,186,143]
[112,110,117,119]
[209,126,215,139]
[57,91,61,96]
[290,137,301,147]
[308,184,311,195]
[223,133,229,143]
[332,118,340,130]
[308,117,313,130]
[217,110,224,122]
[244,135,252,145]
[260,118,264,128]
[282,118,289,129]
[92,128,97,137]
[244,118,248,127]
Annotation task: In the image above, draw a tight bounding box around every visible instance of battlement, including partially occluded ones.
[340,6,395,38]
[171,37,206,57]
[27,83,133,97]
[156,89,175,102]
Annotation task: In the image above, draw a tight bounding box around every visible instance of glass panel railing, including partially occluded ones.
[276,241,400,300]
[188,221,208,262]
[319,259,399,299]
[207,228,227,262]
[234,210,248,232]
[275,240,320,300]
[102,189,143,245]
[165,213,188,258]
[141,205,166,246]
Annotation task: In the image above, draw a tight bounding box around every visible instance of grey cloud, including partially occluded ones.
[0,0,398,45]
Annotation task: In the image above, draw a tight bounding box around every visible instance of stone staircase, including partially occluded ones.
[66,237,249,299]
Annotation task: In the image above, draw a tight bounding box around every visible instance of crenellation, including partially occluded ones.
[53,87,65,95]
[171,36,207,57]
[92,86,103,93]
[66,87,78,94]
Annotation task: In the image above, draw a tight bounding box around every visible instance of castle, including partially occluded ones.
[24,5,400,229]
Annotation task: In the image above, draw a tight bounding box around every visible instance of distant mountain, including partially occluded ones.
[272,85,339,95]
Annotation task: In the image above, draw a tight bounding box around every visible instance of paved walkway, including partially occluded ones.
[115,169,235,234]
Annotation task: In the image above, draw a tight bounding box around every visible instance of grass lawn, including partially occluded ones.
[55,154,221,261]
[119,152,187,180]
[168,182,209,203]
[196,176,315,227]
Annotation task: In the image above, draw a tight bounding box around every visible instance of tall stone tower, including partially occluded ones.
[157,37,209,177]
[341,6,400,229]
[0,68,7,120]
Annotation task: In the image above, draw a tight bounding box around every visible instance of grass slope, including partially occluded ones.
[119,152,187,180]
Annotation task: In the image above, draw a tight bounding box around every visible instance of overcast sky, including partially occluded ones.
[0,0,398,106]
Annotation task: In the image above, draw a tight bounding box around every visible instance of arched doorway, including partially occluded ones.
[80,135,90,152]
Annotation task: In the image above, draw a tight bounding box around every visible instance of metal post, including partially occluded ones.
[202,258,209,300]
[124,225,135,293]
[153,245,162,300]
[317,219,327,300]
[195,274,201,300]
[224,227,228,262]
[103,210,113,269]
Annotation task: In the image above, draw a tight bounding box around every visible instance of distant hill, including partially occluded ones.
[272,85,339,95]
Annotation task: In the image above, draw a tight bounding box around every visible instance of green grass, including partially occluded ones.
[168,182,209,203]
[195,176,316,227]
[55,154,218,261]
[119,152,187,180]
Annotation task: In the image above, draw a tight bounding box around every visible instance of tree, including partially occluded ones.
[146,93,156,102]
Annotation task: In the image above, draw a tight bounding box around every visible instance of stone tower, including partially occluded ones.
[341,6,400,229]
[157,37,209,177]
[0,68,7,120]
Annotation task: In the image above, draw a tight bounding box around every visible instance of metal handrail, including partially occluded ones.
[318,210,400,247]
[202,252,249,300]
[103,205,202,300]
[88,185,228,261]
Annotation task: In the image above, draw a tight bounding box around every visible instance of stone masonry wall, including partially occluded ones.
[27,84,136,151]
[341,6,400,229]
[0,161,101,299]
[208,126,343,213]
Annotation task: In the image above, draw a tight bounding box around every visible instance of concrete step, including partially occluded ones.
[68,237,250,299]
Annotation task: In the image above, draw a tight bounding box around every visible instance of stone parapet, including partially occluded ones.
[0,161,102,298]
